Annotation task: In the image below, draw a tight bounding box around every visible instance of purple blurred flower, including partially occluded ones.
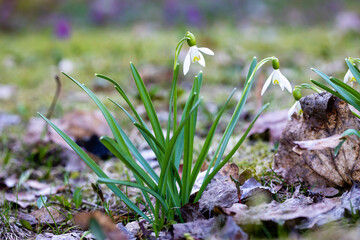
[54,18,71,40]
[163,0,180,25]
[186,6,203,26]
[90,0,123,25]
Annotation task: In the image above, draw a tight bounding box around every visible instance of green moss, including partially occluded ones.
[234,140,274,178]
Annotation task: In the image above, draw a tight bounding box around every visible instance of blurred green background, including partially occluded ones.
[1,0,360,118]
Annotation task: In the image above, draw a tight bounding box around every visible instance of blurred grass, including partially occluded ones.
[1,25,360,118]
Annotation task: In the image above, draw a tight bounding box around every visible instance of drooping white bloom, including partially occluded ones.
[183,46,214,75]
[58,59,75,74]
[288,101,303,120]
[344,69,356,86]
[261,69,292,96]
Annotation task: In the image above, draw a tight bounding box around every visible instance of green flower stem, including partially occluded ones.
[167,36,189,146]
[173,37,189,70]
[172,36,189,132]
[349,57,360,65]
[195,103,269,203]
[173,82,178,133]
[206,56,274,178]
[166,64,179,143]
[298,83,322,93]
[352,111,360,119]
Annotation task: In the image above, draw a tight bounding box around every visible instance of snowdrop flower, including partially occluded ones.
[288,88,302,120]
[344,69,356,86]
[58,59,74,73]
[261,58,292,96]
[183,31,214,75]
[288,101,303,120]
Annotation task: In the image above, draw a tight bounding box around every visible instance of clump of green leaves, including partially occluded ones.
[311,57,360,147]
[39,32,279,233]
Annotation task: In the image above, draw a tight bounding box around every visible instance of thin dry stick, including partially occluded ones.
[41,75,61,140]
[46,75,62,119]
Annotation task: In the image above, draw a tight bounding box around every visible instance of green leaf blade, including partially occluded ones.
[38,113,151,222]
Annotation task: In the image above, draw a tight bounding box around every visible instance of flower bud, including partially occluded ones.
[293,87,302,101]
[185,31,196,47]
[272,58,280,70]
[348,57,355,65]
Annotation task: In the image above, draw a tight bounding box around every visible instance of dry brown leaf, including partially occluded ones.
[74,211,129,240]
[172,218,216,240]
[24,180,65,196]
[4,174,17,188]
[197,164,240,215]
[240,177,273,206]
[31,206,66,224]
[274,92,360,187]
[25,180,50,190]
[0,84,16,100]
[228,196,341,230]
[209,215,249,240]
[179,202,205,222]
[220,162,240,182]
[172,216,248,240]
[248,110,288,143]
[138,64,172,84]
[5,192,36,208]
[310,187,339,197]
[292,134,343,154]
[0,112,20,132]
[25,110,112,146]
[35,233,81,240]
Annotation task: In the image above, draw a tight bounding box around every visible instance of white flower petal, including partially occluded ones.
[182,44,214,75]
[288,101,302,120]
[198,47,214,55]
[272,69,284,91]
[272,70,280,84]
[344,69,356,85]
[278,78,285,91]
[288,102,297,120]
[296,101,302,113]
[198,52,206,67]
[275,69,292,93]
[183,49,191,75]
[261,72,274,96]
[344,69,351,83]
[190,46,200,63]
[281,76,292,93]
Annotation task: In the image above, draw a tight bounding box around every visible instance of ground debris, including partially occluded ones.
[180,202,206,222]
[0,84,16,100]
[275,92,360,187]
[240,177,273,206]
[5,192,36,208]
[226,195,341,233]
[0,222,33,240]
[25,110,112,160]
[292,134,343,154]
[207,182,360,236]
[171,215,248,240]
[35,232,82,240]
[172,218,216,240]
[74,211,129,240]
[30,206,66,225]
[0,112,21,132]
[248,110,288,143]
[198,163,240,215]
[209,215,248,240]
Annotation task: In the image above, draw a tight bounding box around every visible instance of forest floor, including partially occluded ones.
[1,26,360,239]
